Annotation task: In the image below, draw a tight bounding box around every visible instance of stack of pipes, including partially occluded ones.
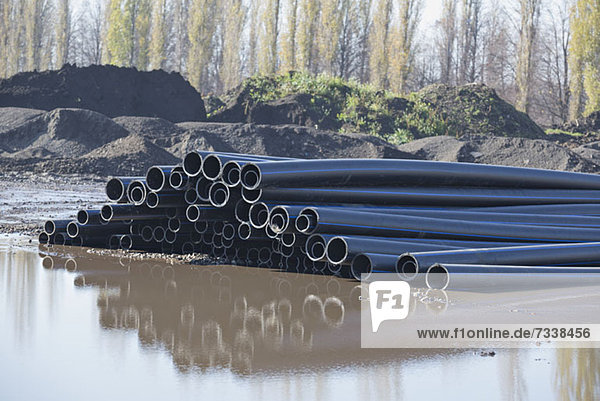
[40,151,600,282]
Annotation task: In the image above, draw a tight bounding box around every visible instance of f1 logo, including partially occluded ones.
[369,281,410,332]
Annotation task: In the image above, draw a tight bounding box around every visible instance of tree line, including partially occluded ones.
[0,0,598,124]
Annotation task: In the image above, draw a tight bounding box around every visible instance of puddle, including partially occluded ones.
[0,242,598,400]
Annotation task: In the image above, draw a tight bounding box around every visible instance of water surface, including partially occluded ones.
[0,241,597,400]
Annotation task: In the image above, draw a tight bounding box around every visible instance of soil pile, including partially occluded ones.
[0,108,128,158]
[398,135,600,172]
[0,64,206,122]
[170,122,414,160]
[415,84,546,139]
[557,111,600,135]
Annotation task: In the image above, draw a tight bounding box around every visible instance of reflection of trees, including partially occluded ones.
[556,349,600,401]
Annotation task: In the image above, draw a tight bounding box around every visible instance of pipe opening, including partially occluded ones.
[54,233,67,245]
[146,192,160,208]
[120,235,133,250]
[351,254,373,281]
[184,188,198,204]
[39,232,49,244]
[222,238,234,248]
[241,165,261,189]
[109,235,121,249]
[141,226,154,242]
[190,231,203,244]
[212,234,223,248]
[265,224,278,239]
[153,226,166,242]
[186,205,200,222]
[270,213,287,233]
[106,178,125,201]
[168,218,181,232]
[196,178,211,201]
[131,186,146,204]
[202,155,222,180]
[42,256,53,269]
[285,256,300,270]
[281,245,294,257]
[296,209,318,233]
[210,188,228,207]
[146,167,166,191]
[247,248,259,262]
[183,152,202,177]
[77,210,89,225]
[66,222,79,238]
[397,256,419,279]
[194,220,208,234]
[101,205,113,221]
[281,233,295,247]
[237,247,248,260]
[234,200,251,223]
[44,220,56,235]
[326,237,348,265]
[224,163,241,186]
[258,247,271,263]
[426,264,450,290]
[249,203,269,228]
[181,242,195,254]
[309,259,327,272]
[165,230,177,244]
[306,235,325,260]
[238,223,251,240]
[169,171,186,189]
[222,224,236,240]
[241,187,262,203]
[212,221,224,235]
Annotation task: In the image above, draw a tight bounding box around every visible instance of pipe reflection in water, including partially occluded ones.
[37,246,370,374]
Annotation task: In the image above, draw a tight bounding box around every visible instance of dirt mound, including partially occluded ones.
[398,135,599,172]
[0,107,45,134]
[415,83,546,139]
[0,64,206,122]
[0,108,128,157]
[112,116,185,149]
[85,134,180,174]
[170,122,415,160]
[557,111,600,135]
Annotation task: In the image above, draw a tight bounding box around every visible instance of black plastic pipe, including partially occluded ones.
[152,226,166,242]
[240,159,600,190]
[350,253,399,280]
[127,180,147,205]
[305,234,338,261]
[426,263,600,290]
[184,188,198,204]
[297,207,600,242]
[100,204,168,221]
[77,209,104,225]
[183,151,292,178]
[249,202,270,229]
[66,221,130,238]
[185,205,232,222]
[326,236,462,265]
[146,192,186,209]
[106,177,144,203]
[44,219,70,235]
[397,242,600,279]
[253,186,600,207]
[268,205,306,234]
[168,169,188,190]
[146,165,177,192]
[209,182,230,208]
[234,199,251,223]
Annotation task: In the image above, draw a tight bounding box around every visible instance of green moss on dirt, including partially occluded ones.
[210,72,545,143]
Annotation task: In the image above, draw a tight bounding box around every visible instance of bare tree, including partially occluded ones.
[436,0,458,85]
[515,0,541,113]
[457,0,482,84]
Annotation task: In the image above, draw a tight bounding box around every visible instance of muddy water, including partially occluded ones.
[0,241,598,401]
